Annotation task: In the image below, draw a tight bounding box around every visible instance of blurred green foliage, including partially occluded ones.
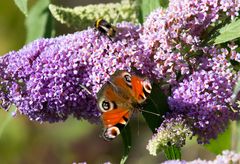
[138,0,169,23]
[0,108,99,164]
[14,0,28,16]
[25,0,54,43]
[205,125,231,154]
[49,0,139,30]
[236,121,240,152]
[0,1,26,55]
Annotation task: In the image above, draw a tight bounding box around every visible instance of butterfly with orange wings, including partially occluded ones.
[97,70,152,140]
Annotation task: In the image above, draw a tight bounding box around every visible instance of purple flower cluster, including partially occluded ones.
[141,0,240,83]
[167,46,239,144]
[169,70,236,143]
[140,0,240,144]
[0,22,146,123]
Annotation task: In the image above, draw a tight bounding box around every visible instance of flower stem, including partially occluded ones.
[231,121,238,151]
[164,146,181,160]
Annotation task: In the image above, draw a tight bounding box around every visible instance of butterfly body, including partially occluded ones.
[97,70,152,140]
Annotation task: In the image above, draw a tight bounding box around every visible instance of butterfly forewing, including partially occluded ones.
[111,70,152,104]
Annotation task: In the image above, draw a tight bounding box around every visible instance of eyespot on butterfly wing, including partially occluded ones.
[97,70,152,141]
[97,81,133,141]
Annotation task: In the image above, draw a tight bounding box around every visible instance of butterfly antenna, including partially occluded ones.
[79,84,92,95]
[138,108,161,117]
[107,80,119,91]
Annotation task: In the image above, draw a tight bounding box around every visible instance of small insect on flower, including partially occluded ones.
[94,18,117,39]
[97,70,152,141]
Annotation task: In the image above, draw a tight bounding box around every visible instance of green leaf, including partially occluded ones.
[49,0,138,30]
[25,0,54,43]
[205,125,231,154]
[159,0,169,8]
[120,124,132,164]
[13,0,28,16]
[138,0,168,23]
[164,146,181,160]
[214,18,240,44]
[142,83,170,132]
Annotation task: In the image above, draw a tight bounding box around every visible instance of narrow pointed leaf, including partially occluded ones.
[14,0,28,16]
[142,83,170,132]
[138,0,168,23]
[159,0,169,8]
[214,18,240,44]
[120,124,131,164]
[25,0,54,43]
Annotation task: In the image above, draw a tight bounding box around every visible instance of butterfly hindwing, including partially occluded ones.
[97,81,133,140]
[102,108,131,141]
